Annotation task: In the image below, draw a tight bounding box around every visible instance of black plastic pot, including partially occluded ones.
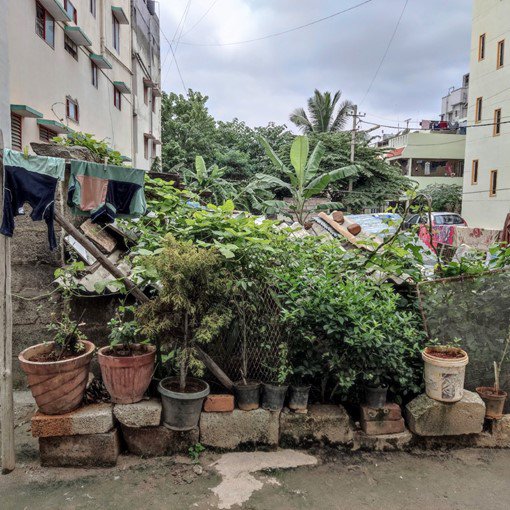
[158,377,210,431]
[262,383,288,411]
[365,385,388,408]
[288,385,311,411]
[234,380,261,411]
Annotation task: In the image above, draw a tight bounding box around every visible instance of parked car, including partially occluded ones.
[404,212,467,230]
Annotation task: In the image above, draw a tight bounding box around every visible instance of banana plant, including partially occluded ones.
[256,135,359,225]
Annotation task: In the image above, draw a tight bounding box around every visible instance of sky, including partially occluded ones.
[158,0,473,135]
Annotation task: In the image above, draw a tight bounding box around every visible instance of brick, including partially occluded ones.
[121,425,199,456]
[280,405,354,446]
[204,394,234,413]
[361,418,405,436]
[353,429,413,451]
[31,404,114,438]
[200,408,279,450]
[114,399,162,428]
[39,429,120,467]
[406,391,485,436]
[360,403,402,422]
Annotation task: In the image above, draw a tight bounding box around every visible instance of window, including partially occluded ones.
[66,97,79,122]
[478,33,486,61]
[91,62,98,88]
[143,83,149,105]
[114,87,122,110]
[143,136,149,159]
[497,40,505,68]
[64,0,78,24]
[113,16,120,52]
[489,170,498,197]
[152,95,156,113]
[475,97,483,123]
[90,0,96,17]
[10,113,22,151]
[39,126,53,142]
[494,108,502,136]
[64,34,78,60]
[35,2,55,47]
[471,160,479,185]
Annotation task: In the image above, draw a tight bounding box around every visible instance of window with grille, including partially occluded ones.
[35,1,55,47]
[471,160,479,185]
[490,170,498,197]
[497,40,505,68]
[478,33,486,61]
[494,108,502,136]
[475,97,483,123]
[91,62,98,88]
[10,114,22,151]
[64,0,78,23]
[39,126,54,142]
[64,34,78,60]
[114,87,122,110]
[66,97,79,122]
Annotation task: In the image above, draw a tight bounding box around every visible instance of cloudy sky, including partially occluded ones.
[158,0,473,134]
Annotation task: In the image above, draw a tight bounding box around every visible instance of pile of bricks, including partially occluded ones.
[360,403,405,436]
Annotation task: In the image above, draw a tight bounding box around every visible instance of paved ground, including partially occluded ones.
[2,423,510,509]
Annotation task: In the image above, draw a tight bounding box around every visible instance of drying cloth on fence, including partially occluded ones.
[67,160,146,224]
[500,214,510,244]
[453,226,501,251]
[1,149,65,250]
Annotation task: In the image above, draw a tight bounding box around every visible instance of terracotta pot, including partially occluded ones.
[98,344,156,404]
[476,386,508,419]
[18,340,95,415]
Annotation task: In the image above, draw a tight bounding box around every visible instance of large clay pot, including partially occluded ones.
[18,340,95,415]
[98,344,156,404]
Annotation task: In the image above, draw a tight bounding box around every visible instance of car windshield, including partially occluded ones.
[435,214,464,225]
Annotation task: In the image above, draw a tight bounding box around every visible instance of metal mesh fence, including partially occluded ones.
[417,268,510,410]
[206,283,287,384]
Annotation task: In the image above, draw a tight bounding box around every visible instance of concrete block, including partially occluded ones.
[200,408,280,450]
[204,394,235,413]
[406,391,485,436]
[121,425,199,456]
[39,429,120,467]
[31,404,114,438]
[280,405,354,446]
[113,399,162,428]
[361,418,405,436]
[360,403,402,422]
[353,429,413,451]
[0,391,36,431]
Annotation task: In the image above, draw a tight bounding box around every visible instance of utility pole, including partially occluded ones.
[347,105,365,192]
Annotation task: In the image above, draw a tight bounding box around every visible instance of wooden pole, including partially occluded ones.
[53,210,234,389]
[0,134,15,473]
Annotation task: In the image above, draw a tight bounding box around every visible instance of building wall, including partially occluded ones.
[462,0,510,229]
[7,0,161,170]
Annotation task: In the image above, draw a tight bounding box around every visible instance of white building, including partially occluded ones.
[7,0,161,171]
[462,0,510,229]
[441,74,469,124]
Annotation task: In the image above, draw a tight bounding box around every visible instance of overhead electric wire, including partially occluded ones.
[177,0,376,46]
[181,0,219,37]
[359,0,409,105]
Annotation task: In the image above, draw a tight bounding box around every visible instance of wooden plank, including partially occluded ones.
[0,133,15,473]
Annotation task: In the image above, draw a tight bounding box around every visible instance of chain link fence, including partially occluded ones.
[417,268,510,410]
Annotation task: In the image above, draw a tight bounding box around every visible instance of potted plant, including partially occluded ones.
[262,343,291,411]
[18,310,95,415]
[97,304,156,404]
[137,236,233,431]
[287,357,315,412]
[362,369,389,409]
[422,344,469,402]
[476,330,509,419]
[233,301,261,411]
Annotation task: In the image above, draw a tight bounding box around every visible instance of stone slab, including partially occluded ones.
[353,429,413,452]
[361,418,405,436]
[121,425,199,456]
[0,391,37,431]
[31,404,114,438]
[39,429,120,467]
[406,391,485,437]
[360,403,402,422]
[200,408,280,450]
[204,394,235,413]
[113,399,162,428]
[280,405,354,446]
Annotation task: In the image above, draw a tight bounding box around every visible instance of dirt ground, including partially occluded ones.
[2,423,510,510]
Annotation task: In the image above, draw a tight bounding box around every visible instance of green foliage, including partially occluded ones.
[53,132,125,166]
[188,443,205,463]
[46,314,87,356]
[290,89,353,133]
[421,183,463,212]
[135,236,234,390]
[107,305,142,349]
[257,135,358,224]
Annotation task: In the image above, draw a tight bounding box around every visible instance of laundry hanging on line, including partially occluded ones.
[67,160,146,224]
[1,148,65,250]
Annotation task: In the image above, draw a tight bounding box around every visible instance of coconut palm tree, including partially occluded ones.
[290,89,354,133]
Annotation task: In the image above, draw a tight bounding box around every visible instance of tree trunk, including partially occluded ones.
[180,312,189,391]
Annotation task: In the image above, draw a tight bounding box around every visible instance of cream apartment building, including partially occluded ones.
[7,0,161,170]
[462,0,510,229]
